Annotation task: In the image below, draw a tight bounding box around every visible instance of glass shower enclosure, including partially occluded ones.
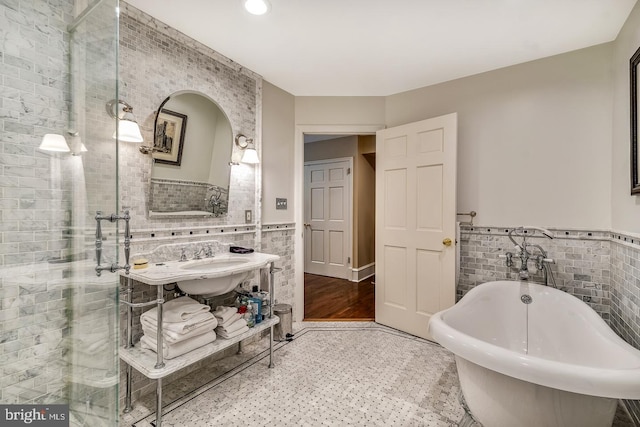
[0,0,121,425]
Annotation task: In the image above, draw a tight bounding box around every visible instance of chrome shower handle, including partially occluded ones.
[95,210,132,276]
[95,211,103,272]
[122,210,131,275]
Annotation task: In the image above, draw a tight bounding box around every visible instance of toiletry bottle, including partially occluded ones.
[244,301,255,327]
[251,297,262,324]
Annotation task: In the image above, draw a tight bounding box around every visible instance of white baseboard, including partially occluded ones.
[351,262,375,282]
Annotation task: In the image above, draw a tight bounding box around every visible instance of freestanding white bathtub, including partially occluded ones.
[428,280,640,427]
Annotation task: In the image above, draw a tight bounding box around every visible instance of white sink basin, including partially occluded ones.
[179,258,250,271]
[176,257,251,296]
[122,252,280,297]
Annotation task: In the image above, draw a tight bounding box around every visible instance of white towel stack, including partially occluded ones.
[140,296,217,359]
[72,328,113,369]
[213,306,248,339]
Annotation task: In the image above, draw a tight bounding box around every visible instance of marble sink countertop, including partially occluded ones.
[120,252,279,286]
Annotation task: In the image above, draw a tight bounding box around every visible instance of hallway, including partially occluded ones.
[304,274,375,321]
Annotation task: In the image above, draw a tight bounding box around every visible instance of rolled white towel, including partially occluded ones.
[213,306,238,324]
[216,325,249,340]
[141,296,211,323]
[142,317,218,344]
[140,330,216,359]
[216,317,247,335]
[140,311,217,335]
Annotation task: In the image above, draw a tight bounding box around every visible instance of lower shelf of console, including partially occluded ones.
[119,315,279,379]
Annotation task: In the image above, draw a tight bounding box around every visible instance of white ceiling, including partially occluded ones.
[125,0,637,97]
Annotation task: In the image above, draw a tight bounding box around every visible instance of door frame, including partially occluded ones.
[304,157,354,280]
[294,125,384,322]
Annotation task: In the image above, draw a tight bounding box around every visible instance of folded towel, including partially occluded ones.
[73,349,115,369]
[216,318,247,335]
[216,325,249,340]
[213,306,238,324]
[140,330,216,359]
[141,296,211,323]
[140,312,217,335]
[217,312,242,328]
[142,317,217,344]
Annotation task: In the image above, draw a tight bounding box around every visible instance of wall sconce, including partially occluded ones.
[39,131,87,156]
[233,134,259,164]
[106,99,144,143]
[39,133,70,153]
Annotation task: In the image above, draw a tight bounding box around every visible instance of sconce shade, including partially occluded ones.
[107,99,144,143]
[241,147,260,164]
[39,134,70,152]
[113,119,144,143]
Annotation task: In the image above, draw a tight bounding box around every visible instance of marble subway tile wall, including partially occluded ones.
[458,227,612,319]
[118,3,261,230]
[0,0,74,405]
[610,238,640,424]
[261,224,296,307]
[610,238,640,349]
[0,0,73,267]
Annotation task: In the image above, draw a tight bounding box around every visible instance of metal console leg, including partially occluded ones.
[124,365,133,413]
[269,325,274,368]
[156,378,163,427]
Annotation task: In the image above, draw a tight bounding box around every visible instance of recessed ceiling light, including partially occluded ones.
[244,0,270,15]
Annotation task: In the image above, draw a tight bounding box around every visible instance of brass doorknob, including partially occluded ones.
[304,223,311,227]
[443,238,452,246]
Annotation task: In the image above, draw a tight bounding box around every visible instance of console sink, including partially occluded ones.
[123,252,280,297]
[177,257,251,296]
[179,258,250,271]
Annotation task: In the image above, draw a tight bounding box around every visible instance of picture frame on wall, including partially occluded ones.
[630,46,640,194]
[154,109,187,166]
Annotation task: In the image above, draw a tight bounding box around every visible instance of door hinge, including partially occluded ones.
[347,167,351,175]
[347,257,351,264]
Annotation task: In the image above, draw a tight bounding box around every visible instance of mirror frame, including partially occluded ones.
[148,91,234,218]
[631,45,640,194]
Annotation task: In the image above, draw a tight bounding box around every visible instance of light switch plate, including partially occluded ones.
[276,198,287,210]
[245,210,252,223]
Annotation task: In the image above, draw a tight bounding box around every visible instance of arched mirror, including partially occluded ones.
[148,91,233,217]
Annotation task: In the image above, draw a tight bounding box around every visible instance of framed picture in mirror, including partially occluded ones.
[154,109,187,166]
[631,46,640,194]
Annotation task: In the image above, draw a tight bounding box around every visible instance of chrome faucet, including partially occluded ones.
[193,247,205,260]
[204,244,213,258]
[508,226,554,281]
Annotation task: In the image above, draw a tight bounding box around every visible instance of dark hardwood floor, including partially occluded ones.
[304,273,375,321]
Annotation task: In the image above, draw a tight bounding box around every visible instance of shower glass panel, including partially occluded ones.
[68,0,120,425]
[0,0,119,425]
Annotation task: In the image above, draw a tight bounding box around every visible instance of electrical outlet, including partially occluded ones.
[245,210,252,223]
[276,198,287,210]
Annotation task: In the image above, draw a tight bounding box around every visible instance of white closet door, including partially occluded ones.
[304,159,352,279]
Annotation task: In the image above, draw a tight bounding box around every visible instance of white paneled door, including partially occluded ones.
[304,158,352,280]
[375,113,457,340]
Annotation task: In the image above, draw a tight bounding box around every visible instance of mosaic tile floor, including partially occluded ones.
[121,322,636,427]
